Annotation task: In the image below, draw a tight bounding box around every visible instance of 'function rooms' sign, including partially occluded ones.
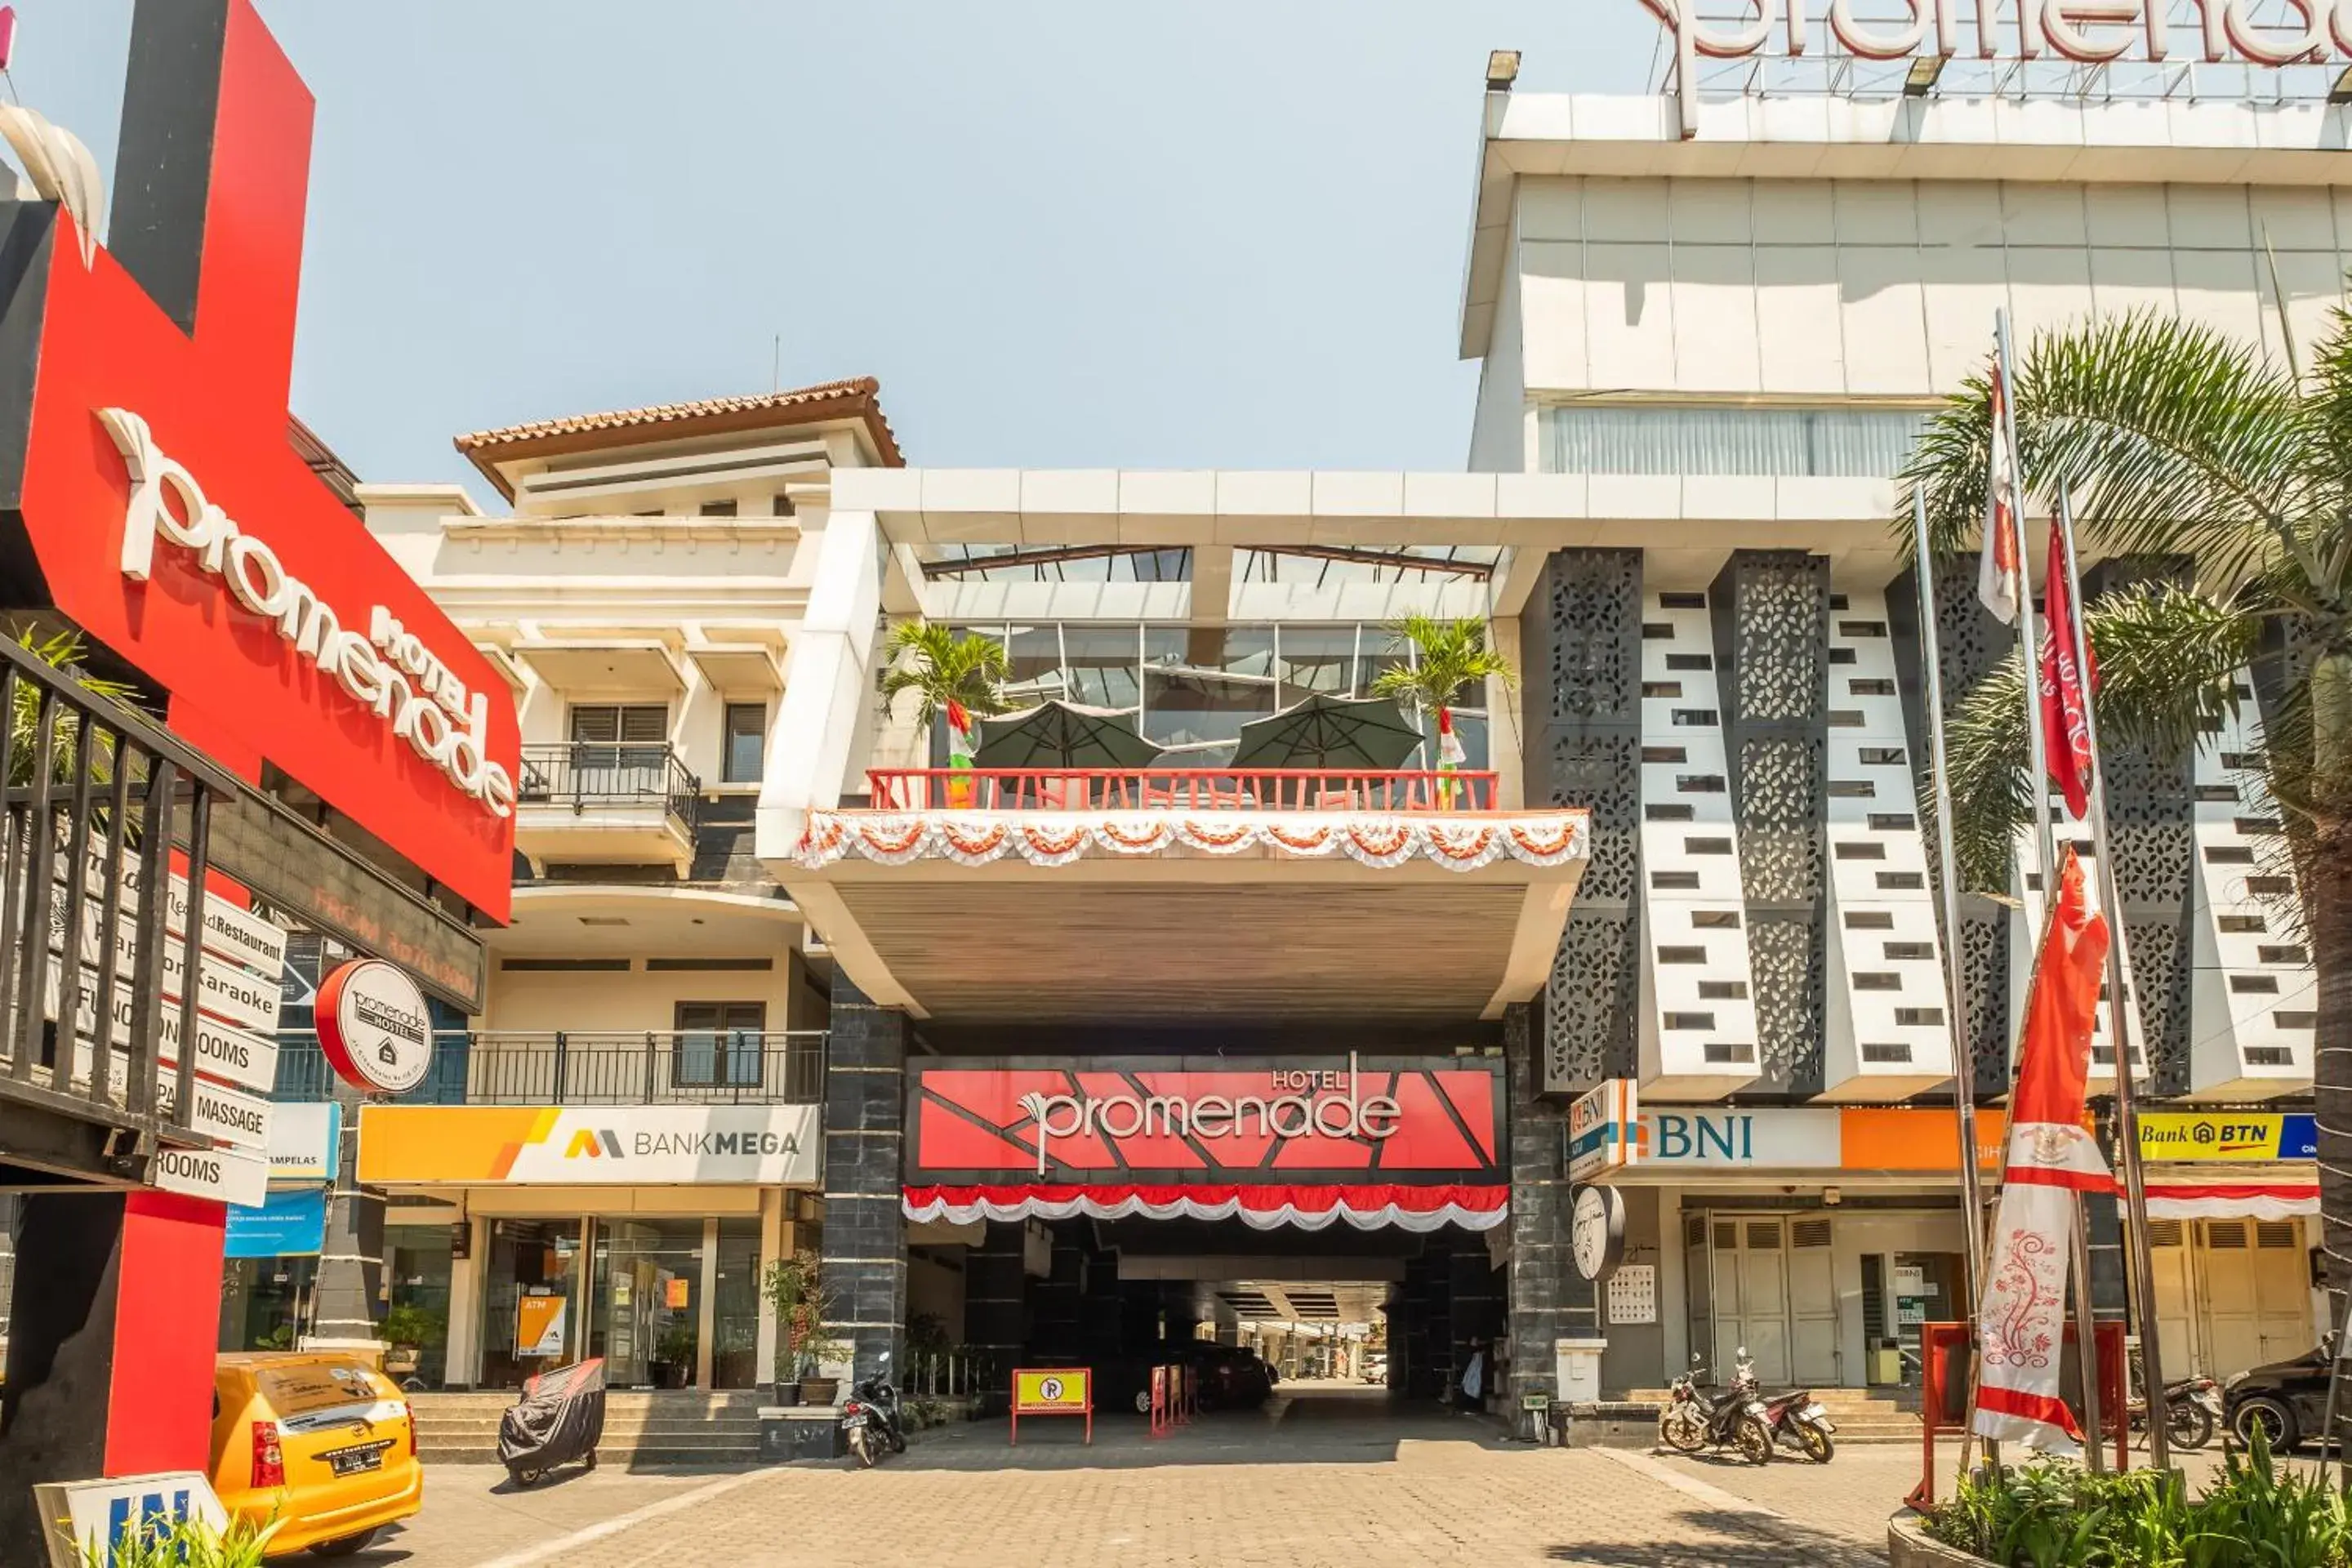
[1638,0,2352,74]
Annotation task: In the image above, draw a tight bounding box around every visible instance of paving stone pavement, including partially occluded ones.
[353,1387,1911,1567]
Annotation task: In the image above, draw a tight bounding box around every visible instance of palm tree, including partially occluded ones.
[1899,311,2352,1419]
[879,621,1010,768]
[9,624,137,787]
[1370,613,1515,771]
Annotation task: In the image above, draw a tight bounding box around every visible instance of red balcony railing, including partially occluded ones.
[865,768,1499,813]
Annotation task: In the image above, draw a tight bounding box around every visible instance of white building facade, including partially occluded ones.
[752,74,2332,1405]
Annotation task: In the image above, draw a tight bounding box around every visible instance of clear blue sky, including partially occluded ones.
[31,2,1662,506]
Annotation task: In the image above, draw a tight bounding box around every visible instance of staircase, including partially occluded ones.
[410,1390,768,1467]
[1616,1386,1923,1444]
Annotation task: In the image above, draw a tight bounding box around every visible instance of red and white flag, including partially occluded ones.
[1979,361,2024,625]
[1437,706,1466,769]
[2040,525,2099,820]
[1974,848,2116,1455]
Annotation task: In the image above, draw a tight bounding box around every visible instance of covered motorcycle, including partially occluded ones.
[498,1357,605,1486]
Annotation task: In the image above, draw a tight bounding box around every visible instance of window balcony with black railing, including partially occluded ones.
[512,742,702,872]
[271,1029,825,1107]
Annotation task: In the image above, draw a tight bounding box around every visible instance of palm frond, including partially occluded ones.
[1895,311,2313,586]
[880,621,1009,730]
[1374,613,1517,712]
[1930,586,2252,894]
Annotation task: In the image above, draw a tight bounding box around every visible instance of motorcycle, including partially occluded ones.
[1756,1384,1837,1463]
[841,1352,907,1469]
[1657,1349,1774,1465]
[2129,1374,2222,1451]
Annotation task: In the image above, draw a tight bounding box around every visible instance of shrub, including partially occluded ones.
[70,1512,282,1568]
[1922,1428,2351,1568]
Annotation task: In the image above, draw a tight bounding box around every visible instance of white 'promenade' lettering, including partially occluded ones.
[1016,1054,1404,1176]
[1640,0,2352,69]
[99,408,516,822]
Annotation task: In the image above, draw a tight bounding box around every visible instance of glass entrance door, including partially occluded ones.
[589,1218,706,1388]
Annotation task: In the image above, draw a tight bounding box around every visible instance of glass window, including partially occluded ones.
[568,704,669,773]
[1143,628,1276,757]
[1276,627,1359,705]
[217,1256,316,1353]
[1004,624,1065,706]
[1062,627,1142,712]
[712,1218,763,1390]
[723,703,765,783]
[699,499,737,518]
[385,1225,456,1390]
[1543,404,1928,478]
[480,1218,582,1389]
[675,1001,766,1089]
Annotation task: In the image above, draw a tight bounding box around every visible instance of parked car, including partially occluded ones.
[1361,1352,1389,1385]
[1089,1343,1277,1415]
[212,1352,422,1557]
[2223,1343,2339,1451]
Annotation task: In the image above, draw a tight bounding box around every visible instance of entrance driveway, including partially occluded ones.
[363,1383,1904,1566]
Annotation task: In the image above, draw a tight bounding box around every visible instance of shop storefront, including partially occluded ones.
[357,1102,821,1390]
[217,1104,342,1352]
[1592,1105,2004,1393]
[2137,1111,2323,1381]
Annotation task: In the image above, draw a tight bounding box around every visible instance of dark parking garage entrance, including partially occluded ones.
[900,1057,1511,1426]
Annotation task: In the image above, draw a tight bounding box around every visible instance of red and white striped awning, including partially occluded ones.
[902,1183,1508,1232]
[2144,1180,2317,1220]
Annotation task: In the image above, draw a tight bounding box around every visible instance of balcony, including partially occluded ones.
[866,767,1499,813]
[514,742,701,875]
[274,1031,824,1107]
[779,763,1588,1031]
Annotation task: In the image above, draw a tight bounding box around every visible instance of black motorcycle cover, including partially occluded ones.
[498,1357,607,1471]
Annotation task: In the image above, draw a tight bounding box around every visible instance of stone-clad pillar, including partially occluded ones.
[1504,1001,1593,1437]
[963,1222,1029,1410]
[820,975,907,1384]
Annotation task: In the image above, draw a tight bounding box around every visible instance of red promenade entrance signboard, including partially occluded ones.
[904,1058,1508,1231]
[1,0,517,919]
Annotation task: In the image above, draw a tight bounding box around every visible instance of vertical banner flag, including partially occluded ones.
[1979,360,2024,626]
[2040,524,2099,820]
[1437,706,1466,770]
[946,698,975,770]
[1975,849,2115,1454]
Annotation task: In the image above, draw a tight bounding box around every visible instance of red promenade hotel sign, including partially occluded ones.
[1,0,517,920]
[905,1059,1508,1231]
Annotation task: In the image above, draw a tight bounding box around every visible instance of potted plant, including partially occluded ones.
[653,1325,697,1389]
[381,1304,439,1378]
[880,623,1009,807]
[762,1248,843,1405]
[1370,613,1516,806]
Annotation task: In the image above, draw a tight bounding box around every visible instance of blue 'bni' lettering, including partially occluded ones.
[1658,1114,1691,1160]
[1698,1116,1741,1161]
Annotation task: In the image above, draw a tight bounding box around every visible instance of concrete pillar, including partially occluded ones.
[819,975,907,1385]
[964,1222,1029,1409]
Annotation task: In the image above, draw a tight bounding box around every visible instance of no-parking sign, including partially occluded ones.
[1010,1367,1092,1446]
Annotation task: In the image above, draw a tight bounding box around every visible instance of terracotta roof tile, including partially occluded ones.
[454,376,902,496]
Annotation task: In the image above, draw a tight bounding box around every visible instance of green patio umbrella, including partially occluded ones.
[973,699,1165,768]
[1227,693,1424,770]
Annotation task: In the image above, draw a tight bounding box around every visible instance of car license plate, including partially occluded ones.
[322,1441,390,1477]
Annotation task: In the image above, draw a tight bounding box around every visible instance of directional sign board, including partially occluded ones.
[149,1143,268,1207]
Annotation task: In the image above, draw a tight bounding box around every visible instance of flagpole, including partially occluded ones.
[2056,484,2172,1471]
[1912,488,1997,1471]
[1997,308,2109,1470]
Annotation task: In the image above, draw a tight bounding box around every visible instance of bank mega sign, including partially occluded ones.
[355,1104,822,1187]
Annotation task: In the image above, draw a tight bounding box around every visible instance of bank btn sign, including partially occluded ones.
[355,1104,822,1186]
[2137,1112,2316,1162]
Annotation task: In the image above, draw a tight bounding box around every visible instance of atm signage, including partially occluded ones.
[2137,1112,2316,1162]
[908,1059,1506,1183]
